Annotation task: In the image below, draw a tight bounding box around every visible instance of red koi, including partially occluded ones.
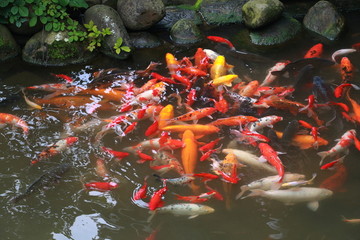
[193,173,219,181]
[200,149,218,162]
[85,181,118,191]
[186,89,197,106]
[178,67,208,77]
[194,48,210,71]
[133,177,148,200]
[334,83,360,98]
[320,157,344,170]
[211,90,229,113]
[171,74,191,88]
[123,122,138,135]
[145,120,159,137]
[219,164,240,184]
[199,137,222,152]
[136,150,154,163]
[258,143,285,182]
[207,36,235,50]
[101,146,129,160]
[304,43,323,58]
[51,73,74,83]
[174,194,208,203]
[151,72,177,85]
[149,184,168,211]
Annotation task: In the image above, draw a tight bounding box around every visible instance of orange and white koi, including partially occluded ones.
[317,129,356,165]
[186,89,197,106]
[239,80,259,97]
[0,113,29,135]
[260,61,290,86]
[167,107,217,124]
[298,120,320,149]
[342,216,360,224]
[258,143,285,182]
[331,48,356,63]
[304,43,323,59]
[31,136,78,164]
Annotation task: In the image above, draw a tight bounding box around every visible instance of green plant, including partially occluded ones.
[82,20,112,52]
[177,0,203,11]
[113,37,131,54]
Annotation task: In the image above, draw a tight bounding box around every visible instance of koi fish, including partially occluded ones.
[320,156,344,170]
[85,182,118,191]
[167,107,217,123]
[275,131,328,150]
[210,115,258,126]
[181,130,198,175]
[261,61,290,86]
[154,203,214,219]
[317,129,356,165]
[133,177,148,200]
[280,173,316,189]
[304,43,323,58]
[340,57,354,82]
[342,216,360,224]
[210,74,238,87]
[239,80,259,97]
[231,129,270,146]
[245,187,333,211]
[331,48,356,63]
[210,55,227,79]
[11,163,71,203]
[222,148,277,174]
[0,113,29,135]
[194,48,210,71]
[149,184,168,211]
[199,137,222,152]
[95,158,109,179]
[31,137,78,164]
[247,115,283,132]
[236,173,306,199]
[154,174,195,186]
[334,83,360,98]
[161,124,220,135]
[51,73,74,83]
[193,173,219,181]
[211,90,229,113]
[258,143,285,182]
[123,138,184,153]
[165,52,180,75]
[101,146,130,160]
[207,36,235,50]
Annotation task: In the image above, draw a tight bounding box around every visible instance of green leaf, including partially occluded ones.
[59,0,69,6]
[45,22,52,31]
[69,0,88,8]
[29,16,37,27]
[121,46,131,52]
[40,16,48,24]
[10,6,18,15]
[34,7,43,16]
[25,0,34,3]
[9,15,15,24]
[0,0,10,7]
[18,6,29,17]
[115,48,121,54]
[116,37,123,46]
[15,21,21,27]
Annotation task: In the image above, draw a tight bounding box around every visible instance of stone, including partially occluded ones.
[117,0,165,30]
[154,6,202,29]
[199,0,245,25]
[249,15,301,45]
[129,32,162,48]
[0,24,20,61]
[170,19,203,44]
[85,4,131,59]
[303,1,345,41]
[242,0,284,29]
[22,30,95,66]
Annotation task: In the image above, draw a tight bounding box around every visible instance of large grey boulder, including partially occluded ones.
[0,24,20,61]
[117,0,165,30]
[303,1,345,41]
[242,0,284,29]
[170,19,202,44]
[85,4,131,59]
[249,15,301,45]
[22,30,94,66]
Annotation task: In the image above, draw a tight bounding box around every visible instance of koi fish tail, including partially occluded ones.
[235,185,249,200]
[317,151,328,165]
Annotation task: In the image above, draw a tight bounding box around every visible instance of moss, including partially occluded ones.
[47,40,79,60]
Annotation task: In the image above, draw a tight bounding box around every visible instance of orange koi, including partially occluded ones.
[178,67,207,77]
[95,158,109,179]
[181,130,198,175]
[0,113,29,135]
[161,124,220,135]
[346,91,360,123]
[168,107,217,123]
[340,57,354,82]
[212,90,229,113]
[210,115,258,126]
[158,104,174,129]
[165,52,180,75]
[304,43,323,58]
[194,48,210,71]
[319,164,347,192]
[239,80,259,97]
[207,36,235,49]
[275,131,328,149]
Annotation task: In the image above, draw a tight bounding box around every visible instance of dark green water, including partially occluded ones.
[1,12,360,240]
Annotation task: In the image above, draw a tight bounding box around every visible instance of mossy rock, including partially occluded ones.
[154,6,202,29]
[249,15,301,46]
[22,30,95,66]
[170,19,203,44]
[242,0,284,29]
[199,0,246,25]
[0,24,20,61]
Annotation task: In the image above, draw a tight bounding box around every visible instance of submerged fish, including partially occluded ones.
[154,203,215,219]
[11,163,71,203]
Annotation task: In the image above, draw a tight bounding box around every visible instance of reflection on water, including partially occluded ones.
[1,12,360,240]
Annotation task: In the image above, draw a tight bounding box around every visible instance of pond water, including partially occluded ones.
[1,11,360,240]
